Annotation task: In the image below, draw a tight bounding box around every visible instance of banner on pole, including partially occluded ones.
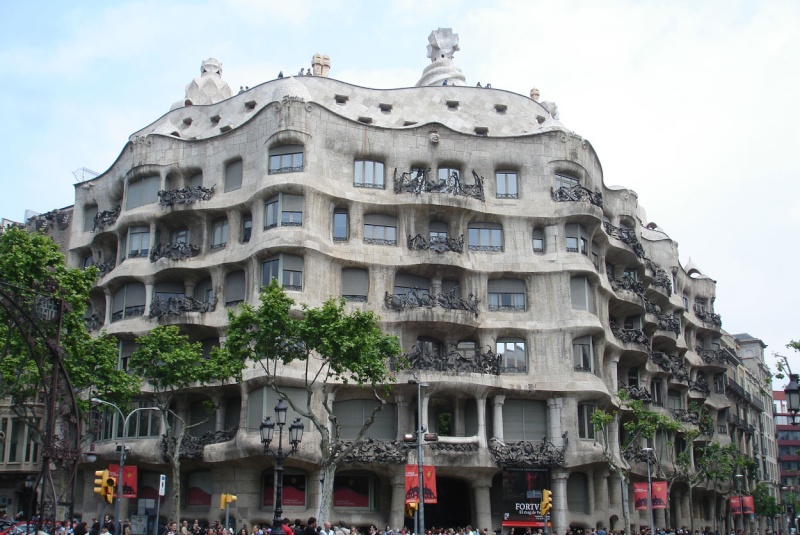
[634,483,649,511]
[651,481,667,510]
[109,464,138,499]
[730,496,755,516]
[404,465,437,504]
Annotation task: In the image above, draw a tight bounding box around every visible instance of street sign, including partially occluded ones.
[158,474,166,496]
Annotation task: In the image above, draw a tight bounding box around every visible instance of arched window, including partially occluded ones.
[269,145,304,174]
[112,282,145,322]
[127,175,160,209]
[496,338,526,373]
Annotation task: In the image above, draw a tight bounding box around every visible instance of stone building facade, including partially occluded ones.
[3,29,776,534]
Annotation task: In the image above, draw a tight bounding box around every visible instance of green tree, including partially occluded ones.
[222,280,401,520]
[753,482,781,525]
[128,325,248,522]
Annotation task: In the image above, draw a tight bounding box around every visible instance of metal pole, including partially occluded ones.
[272,423,285,535]
[154,493,161,535]
[225,502,230,535]
[417,380,425,535]
[643,447,655,535]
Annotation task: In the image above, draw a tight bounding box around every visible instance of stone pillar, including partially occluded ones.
[326,389,337,439]
[673,488,683,529]
[104,289,113,325]
[421,391,430,433]
[587,470,596,517]
[213,393,225,431]
[239,383,249,428]
[654,508,666,531]
[595,469,610,522]
[396,394,409,440]
[547,398,565,447]
[679,490,690,530]
[544,224,559,255]
[476,397,487,448]
[454,397,465,437]
[391,474,406,530]
[493,395,505,442]
[472,478,493,530]
[174,399,189,436]
[144,282,154,317]
[552,470,569,535]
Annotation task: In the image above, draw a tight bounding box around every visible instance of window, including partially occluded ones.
[111,282,146,322]
[650,380,664,406]
[667,389,682,410]
[623,268,638,281]
[570,276,593,311]
[468,222,503,251]
[627,368,639,388]
[429,221,448,241]
[333,473,375,509]
[262,254,304,291]
[194,277,214,304]
[268,145,304,174]
[127,175,160,209]
[532,228,545,253]
[224,159,243,192]
[81,254,94,270]
[555,174,579,191]
[572,335,593,372]
[170,228,189,245]
[364,214,397,246]
[591,241,600,269]
[578,403,596,439]
[154,281,185,302]
[224,270,246,307]
[488,279,525,311]
[342,268,369,302]
[210,218,228,250]
[333,209,349,242]
[265,197,279,229]
[84,205,98,232]
[695,297,707,314]
[437,166,460,187]
[394,273,431,299]
[624,315,642,330]
[354,160,385,188]
[118,340,137,372]
[565,223,589,255]
[496,338,526,373]
[682,295,689,309]
[333,400,396,440]
[496,171,518,199]
[127,226,150,258]
[265,194,304,229]
[503,399,547,441]
[241,216,252,243]
[187,173,203,189]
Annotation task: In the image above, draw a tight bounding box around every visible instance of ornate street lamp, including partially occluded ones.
[261,399,304,535]
[785,374,800,425]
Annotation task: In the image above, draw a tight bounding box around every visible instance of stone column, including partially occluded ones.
[587,470,596,517]
[547,398,565,447]
[673,488,683,529]
[144,282,154,317]
[679,490,690,530]
[390,474,406,530]
[476,397,487,448]
[595,469,610,522]
[654,508,665,531]
[239,383,249,428]
[493,395,506,442]
[552,470,569,535]
[544,225,559,255]
[421,390,430,433]
[472,478,493,530]
[104,289,113,325]
[213,393,225,431]
[609,471,622,507]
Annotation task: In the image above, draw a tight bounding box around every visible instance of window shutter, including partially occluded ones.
[524,400,548,440]
[570,276,588,310]
[342,268,369,296]
[225,270,246,302]
[503,399,525,441]
[429,221,448,233]
[246,386,265,429]
[126,282,146,307]
[270,144,303,156]
[225,160,243,192]
[281,194,304,211]
[112,286,126,314]
[142,176,160,204]
[488,279,525,293]
[84,206,98,232]
[187,173,203,188]
[155,281,185,295]
[364,214,397,226]
[394,273,431,291]
[282,254,304,271]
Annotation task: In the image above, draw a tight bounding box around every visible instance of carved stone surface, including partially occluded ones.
[341,438,411,464]
[603,222,645,259]
[689,374,711,396]
[488,433,568,467]
[551,184,603,208]
[650,352,689,382]
[157,185,215,206]
[621,384,652,402]
[391,341,501,375]
[408,234,464,253]
[384,286,479,316]
[161,426,238,461]
[610,321,650,349]
[149,295,217,319]
[150,242,200,262]
[652,269,673,296]
[93,205,121,232]
[429,442,479,453]
[645,299,681,335]
[394,168,485,200]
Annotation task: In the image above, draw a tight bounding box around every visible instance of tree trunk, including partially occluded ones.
[316,462,338,521]
[688,482,694,534]
[616,467,632,535]
[665,480,673,530]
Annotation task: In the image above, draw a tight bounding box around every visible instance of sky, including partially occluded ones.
[1,0,799,381]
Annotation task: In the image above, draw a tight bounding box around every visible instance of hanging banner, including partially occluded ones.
[743,495,755,515]
[404,465,438,504]
[634,482,649,511]
[501,467,551,528]
[109,464,138,499]
[731,496,755,515]
[651,481,667,510]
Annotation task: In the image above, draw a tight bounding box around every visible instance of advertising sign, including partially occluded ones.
[731,496,755,515]
[405,465,438,504]
[109,464,138,499]
[651,481,667,510]
[634,482,649,511]
[501,468,551,528]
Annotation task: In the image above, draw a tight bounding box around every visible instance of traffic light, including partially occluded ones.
[93,470,116,504]
[405,501,418,518]
[219,493,237,510]
[540,489,553,516]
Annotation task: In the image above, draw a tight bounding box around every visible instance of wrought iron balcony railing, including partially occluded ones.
[149,295,217,319]
[150,242,200,262]
[384,286,479,315]
[157,185,215,206]
[551,185,603,208]
[408,234,464,253]
[488,434,568,468]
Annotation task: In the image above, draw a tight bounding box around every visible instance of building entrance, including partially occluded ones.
[424,477,472,529]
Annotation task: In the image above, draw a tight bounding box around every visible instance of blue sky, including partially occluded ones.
[2,0,800,376]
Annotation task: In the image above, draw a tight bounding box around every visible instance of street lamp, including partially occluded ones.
[24,475,35,532]
[785,375,800,425]
[261,399,304,535]
[404,378,437,535]
[92,398,161,535]
[642,447,655,535]
[735,474,744,534]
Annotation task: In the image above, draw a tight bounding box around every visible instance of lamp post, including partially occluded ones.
[24,475,35,534]
[786,374,800,425]
[92,398,161,535]
[642,447,655,535]
[735,474,744,534]
[404,378,438,535]
[260,399,304,535]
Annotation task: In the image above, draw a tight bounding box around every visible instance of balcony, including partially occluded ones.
[407,233,464,254]
[384,287,479,315]
[551,184,603,208]
[727,378,746,399]
[150,242,200,262]
[603,222,645,259]
[157,185,215,206]
[650,351,689,382]
[610,321,650,349]
[149,295,217,319]
[607,272,645,295]
[393,168,486,201]
[693,305,722,327]
[651,269,673,296]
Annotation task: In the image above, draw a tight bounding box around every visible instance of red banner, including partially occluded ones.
[405,464,437,504]
[730,496,755,515]
[651,481,667,509]
[634,482,649,510]
[108,464,138,499]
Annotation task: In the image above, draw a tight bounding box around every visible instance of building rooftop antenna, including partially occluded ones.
[72,167,100,183]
